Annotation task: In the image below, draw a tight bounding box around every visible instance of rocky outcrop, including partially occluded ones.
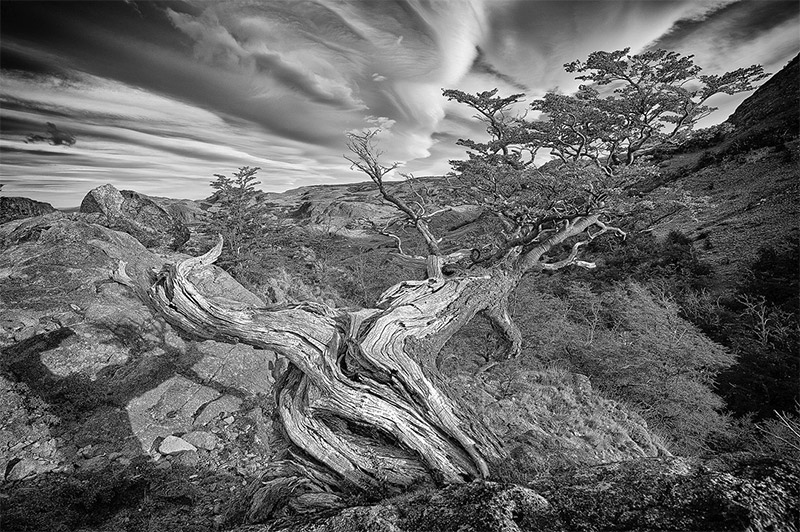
[149,196,207,225]
[531,455,799,532]
[79,184,190,250]
[252,455,798,532]
[0,196,56,224]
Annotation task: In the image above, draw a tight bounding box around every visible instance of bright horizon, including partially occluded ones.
[1,0,798,208]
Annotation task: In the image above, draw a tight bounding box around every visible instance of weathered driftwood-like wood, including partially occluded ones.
[137,197,626,521]
[140,238,505,519]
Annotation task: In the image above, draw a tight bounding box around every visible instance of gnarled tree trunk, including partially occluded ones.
[127,239,519,521]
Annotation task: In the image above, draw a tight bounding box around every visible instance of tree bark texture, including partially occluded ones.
[139,239,516,519]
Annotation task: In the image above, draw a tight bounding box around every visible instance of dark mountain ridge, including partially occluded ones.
[728,54,799,142]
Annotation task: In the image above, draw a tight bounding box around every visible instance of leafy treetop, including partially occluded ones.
[204,166,272,274]
[554,48,767,167]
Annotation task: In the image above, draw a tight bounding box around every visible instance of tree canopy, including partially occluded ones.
[446,48,767,174]
[203,166,274,276]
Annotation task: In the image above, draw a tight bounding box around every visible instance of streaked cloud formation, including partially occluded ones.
[1,0,797,207]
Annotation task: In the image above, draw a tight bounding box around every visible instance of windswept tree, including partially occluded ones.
[450,49,766,172]
[558,48,767,166]
[120,49,766,521]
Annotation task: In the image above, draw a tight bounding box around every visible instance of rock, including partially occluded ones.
[449,370,667,476]
[194,395,242,427]
[80,454,110,471]
[246,482,551,531]
[529,455,800,532]
[0,216,277,473]
[5,458,52,480]
[182,431,219,451]
[148,196,206,225]
[174,450,200,467]
[0,196,57,224]
[127,375,221,454]
[77,445,95,458]
[242,456,799,532]
[158,436,197,455]
[79,184,189,249]
[185,264,264,307]
[191,342,276,396]
[728,54,799,141]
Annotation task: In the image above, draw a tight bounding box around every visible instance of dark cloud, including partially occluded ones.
[251,51,357,108]
[652,1,799,51]
[0,146,77,157]
[470,47,529,91]
[1,1,359,148]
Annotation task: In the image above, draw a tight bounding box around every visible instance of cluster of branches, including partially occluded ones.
[446,48,766,176]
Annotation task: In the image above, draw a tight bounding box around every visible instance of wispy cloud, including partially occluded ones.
[0,0,796,207]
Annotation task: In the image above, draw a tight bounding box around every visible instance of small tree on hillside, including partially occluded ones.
[203,166,272,275]
[127,49,766,521]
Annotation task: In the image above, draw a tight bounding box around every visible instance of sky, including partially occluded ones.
[1,0,798,208]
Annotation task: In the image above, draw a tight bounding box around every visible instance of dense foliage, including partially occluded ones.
[200,167,276,280]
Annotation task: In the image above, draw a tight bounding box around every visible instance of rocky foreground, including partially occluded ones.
[0,183,796,531]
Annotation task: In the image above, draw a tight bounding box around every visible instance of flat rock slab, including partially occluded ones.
[159,436,197,455]
[193,394,242,428]
[182,431,219,451]
[192,342,276,396]
[127,375,221,455]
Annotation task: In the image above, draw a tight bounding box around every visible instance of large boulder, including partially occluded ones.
[150,197,207,225]
[0,196,56,224]
[79,184,190,250]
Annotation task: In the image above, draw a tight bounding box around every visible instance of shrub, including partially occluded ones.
[512,279,733,454]
[202,167,280,279]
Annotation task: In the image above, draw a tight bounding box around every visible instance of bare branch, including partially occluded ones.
[516,214,625,274]
[540,240,596,271]
[587,219,627,241]
[346,131,445,267]
[372,219,410,256]
[421,206,454,221]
